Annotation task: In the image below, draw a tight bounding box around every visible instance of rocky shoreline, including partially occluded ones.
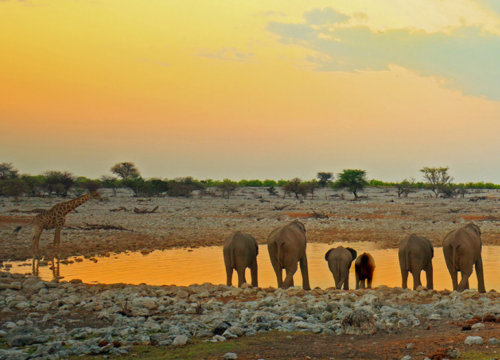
[1,271,500,359]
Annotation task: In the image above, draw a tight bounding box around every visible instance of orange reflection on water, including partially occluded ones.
[9,243,500,291]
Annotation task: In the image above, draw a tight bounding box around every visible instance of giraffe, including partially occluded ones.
[29,191,103,259]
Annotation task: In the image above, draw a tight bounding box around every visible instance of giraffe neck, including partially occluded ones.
[60,194,92,215]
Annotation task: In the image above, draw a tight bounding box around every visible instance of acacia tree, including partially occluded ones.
[420,167,453,198]
[316,172,334,187]
[332,169,368,199]
[0,163,19,180]
[111,162,140,180]
[283,178,309,199]
[396,178,416,198]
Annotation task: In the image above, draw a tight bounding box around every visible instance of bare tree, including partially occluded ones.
[420,167,453,198]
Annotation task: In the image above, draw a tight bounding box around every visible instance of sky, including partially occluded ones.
[1,0,500,182]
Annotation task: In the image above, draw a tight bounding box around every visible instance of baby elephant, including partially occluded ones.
[223,231,259,288]
[325,246,357,290]
[355,253,375,289]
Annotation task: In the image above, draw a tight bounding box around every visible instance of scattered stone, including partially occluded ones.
[341,310,377,335]
[488,338,500,345]
[464,336,483,345]
[172,335,189,346]
[223,352,238,359]
[471,323,485,329]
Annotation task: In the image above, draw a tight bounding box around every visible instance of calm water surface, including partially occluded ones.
[8,243,500,291]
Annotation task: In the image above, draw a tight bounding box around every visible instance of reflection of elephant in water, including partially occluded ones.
[355,253,375,289]
[399,234,434,290]
[267,220,310,290]
[443,223,485,293]
[325,246,357,290]
[223,231,258,287]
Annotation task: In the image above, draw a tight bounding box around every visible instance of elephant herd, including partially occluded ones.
[223,220,487,293]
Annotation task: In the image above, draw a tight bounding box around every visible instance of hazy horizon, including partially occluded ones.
[2,0,500,183]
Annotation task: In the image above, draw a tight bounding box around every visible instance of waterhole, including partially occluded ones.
[8,243,500,291]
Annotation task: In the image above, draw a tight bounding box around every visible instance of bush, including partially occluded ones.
[168,177,204,198]
[396,178,416,198]
[101,176,121,196]
[217,179,238,199]
[283,178,309,199]
[1,178,28,200]
[267,185,278,196]
[331,169,369,199]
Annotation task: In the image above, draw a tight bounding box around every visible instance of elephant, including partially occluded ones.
[443,223,485,293]
[223,231,259,287]
[267,220,311,290]
[355,253,375,289]
[399,234,434,290]
[324,246,357,290]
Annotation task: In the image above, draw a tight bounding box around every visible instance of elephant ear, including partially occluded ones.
[324,248,333,261]
[346,247,357,262]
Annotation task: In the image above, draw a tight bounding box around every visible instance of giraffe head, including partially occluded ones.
[90,191,104,201]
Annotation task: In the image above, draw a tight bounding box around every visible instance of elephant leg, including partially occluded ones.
[269,252,283,288]
[355,272,360,290]
[450,270,459,291]
[32,227,43,260]
[411,269,421,290]
[475,257,486,293]
[250,260,258,287]
[367,277,373,289]
[32,259,39,277]
[457,269,472,292]
[283,262,298,290]
[343,273,349,291]
[226,266,234,286]
[426,263,434,290]
[401,268,409,289]
[236,266,246,288]
[299,255,311,290]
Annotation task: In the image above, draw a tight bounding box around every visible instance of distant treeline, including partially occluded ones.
[0,162,498,200]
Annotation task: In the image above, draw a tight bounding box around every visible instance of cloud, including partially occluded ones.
[255,10,285,17]
[475,0,500,16]
[303,7,350,25]
[197,48,254,62]
[352,12,368,22]
[267,18,500,100]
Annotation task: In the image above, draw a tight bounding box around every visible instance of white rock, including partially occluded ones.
[223,352,238,359]
[172,335,189,346]
[471,322,484,329]
[464,336,483,345]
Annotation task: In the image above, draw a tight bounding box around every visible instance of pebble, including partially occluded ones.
[464,336,484,345]
[223,353,238,360]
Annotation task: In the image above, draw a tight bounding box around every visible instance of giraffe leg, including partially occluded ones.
[53,227,62,260]
[32,227,43,260]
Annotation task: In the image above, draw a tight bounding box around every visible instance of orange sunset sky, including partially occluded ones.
[1,0,500,182]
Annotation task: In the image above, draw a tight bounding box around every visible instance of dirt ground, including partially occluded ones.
[1,187,500,261]
[70,321,500,360]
